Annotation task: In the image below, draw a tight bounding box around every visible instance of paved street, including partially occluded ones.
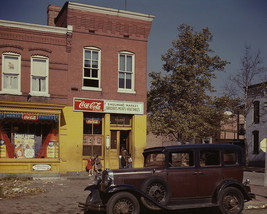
[0,171,266,214]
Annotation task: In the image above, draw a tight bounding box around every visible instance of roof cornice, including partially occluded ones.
[0,19,70,34]
[68,1,155,22]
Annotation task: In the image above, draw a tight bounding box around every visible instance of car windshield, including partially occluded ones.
[144,152,165,167]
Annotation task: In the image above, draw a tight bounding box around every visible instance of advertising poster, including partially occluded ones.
[47,141,55,158]
[0,139,7,158]
[83,135,102,146]
[14,134,35,159]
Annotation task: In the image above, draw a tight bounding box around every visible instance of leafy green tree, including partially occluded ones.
[148,24,229,143]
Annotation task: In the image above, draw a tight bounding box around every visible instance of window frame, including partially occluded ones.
[82,47,102,91]
[199,150,221,167]
[83,113,104,157]
[252,130,259,155]
[30,55,50,97]
[1,52,22,95]
[118,51,136,94]
[253,101,260,124]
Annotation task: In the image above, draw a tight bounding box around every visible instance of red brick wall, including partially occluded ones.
[0,2,153,113]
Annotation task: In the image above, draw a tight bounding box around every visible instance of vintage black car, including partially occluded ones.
[80,144,254,214]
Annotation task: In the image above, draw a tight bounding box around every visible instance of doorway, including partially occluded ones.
[110,130,131,169]
[120,130,130,154]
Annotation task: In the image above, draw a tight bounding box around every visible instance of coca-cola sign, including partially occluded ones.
[86,118,100,125]
[73,98,104,112]
[23,114,38,121]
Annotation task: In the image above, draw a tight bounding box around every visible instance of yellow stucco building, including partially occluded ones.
[0,2,153,176]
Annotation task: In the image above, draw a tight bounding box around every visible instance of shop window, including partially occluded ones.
[0,113,59,159]
[83,47,101,90]
[31,56,49,96]
[1,52,21,95]
[118,51,135,93]
[83,113,103,157]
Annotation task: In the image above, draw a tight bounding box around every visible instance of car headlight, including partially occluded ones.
[94,174,102,186]
[102,170,114,187]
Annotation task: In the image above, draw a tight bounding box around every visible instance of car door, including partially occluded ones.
[196,149,223,196]
[167,150,198,198]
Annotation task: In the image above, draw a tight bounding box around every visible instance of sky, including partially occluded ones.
[0,0,267,96]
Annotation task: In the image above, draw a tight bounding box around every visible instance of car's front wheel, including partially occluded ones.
[218,187,244,214]
[106,192,140,214]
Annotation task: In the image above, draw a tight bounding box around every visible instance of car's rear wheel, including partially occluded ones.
[141,176,170,211]
[218,187,244,214]
[106,192,140,214]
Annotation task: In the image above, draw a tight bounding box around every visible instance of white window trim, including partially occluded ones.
[1,52,22,95]
[82,47,102,91]
[30,55,50,97]
[118,51,136,94]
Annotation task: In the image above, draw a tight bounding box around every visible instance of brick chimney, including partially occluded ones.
[47,5,62,26]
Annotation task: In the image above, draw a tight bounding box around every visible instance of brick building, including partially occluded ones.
[0,2,154,175]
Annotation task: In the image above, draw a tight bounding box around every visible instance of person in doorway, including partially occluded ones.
[86,157,93,176]
[94,154,102,174]
[127,154,132,168]
[120,147,128,168]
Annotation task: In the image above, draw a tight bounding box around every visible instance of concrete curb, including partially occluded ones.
[245,202,267,210]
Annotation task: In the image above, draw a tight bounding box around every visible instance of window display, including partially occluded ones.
[83,113,103,157]
[0,112,59,159]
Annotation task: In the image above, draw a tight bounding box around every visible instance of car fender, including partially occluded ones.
[213,179,251,203]
[84,184,102,204]
[105,184,169,210]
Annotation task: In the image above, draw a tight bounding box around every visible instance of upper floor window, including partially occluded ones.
[31,56,49,96]
[253,101,260,124]
[1,52,21,94]
[252,130,259,154]
[118,52,135,93]
[83,47,101,90]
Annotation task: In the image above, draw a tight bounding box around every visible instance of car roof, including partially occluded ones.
[143,143,242,154]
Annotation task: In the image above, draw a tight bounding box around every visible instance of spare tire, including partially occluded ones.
[141,176,171,210]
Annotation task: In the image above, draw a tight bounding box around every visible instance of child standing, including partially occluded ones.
[127,154,132,168]
[86,157,93,176]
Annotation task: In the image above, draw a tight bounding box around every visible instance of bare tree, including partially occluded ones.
[224,45,267,116]
[224,45,267,167]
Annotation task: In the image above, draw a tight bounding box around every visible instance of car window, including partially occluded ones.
[224,150,238,165]
[200,150,220,167]
[145,152,165,167]
[169,151,194,168]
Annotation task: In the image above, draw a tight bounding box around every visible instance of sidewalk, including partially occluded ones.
[244,170,267,210]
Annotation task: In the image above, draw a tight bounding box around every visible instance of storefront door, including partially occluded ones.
[109,130,130,169]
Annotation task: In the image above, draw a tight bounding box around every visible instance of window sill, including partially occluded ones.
[30,92,50,97]
[117,89,136,94]
[0,158,60,163]
[0,91,22,95]
[82,87,102,92]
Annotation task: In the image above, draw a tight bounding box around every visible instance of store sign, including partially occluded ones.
[23,114,38,121]
[32,164,51,171]
[105,101,144,115]
[0,112,59,122]
[86,118,100,124]
[73,98,104,112]
[4,113,22,119]
[73,98,144,115]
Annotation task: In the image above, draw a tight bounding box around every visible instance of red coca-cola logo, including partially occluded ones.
[23,114,38,121]
[86,118,100,125]
[74,98,104,112]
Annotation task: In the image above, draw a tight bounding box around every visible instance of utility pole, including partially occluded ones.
[125,0,127,10]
